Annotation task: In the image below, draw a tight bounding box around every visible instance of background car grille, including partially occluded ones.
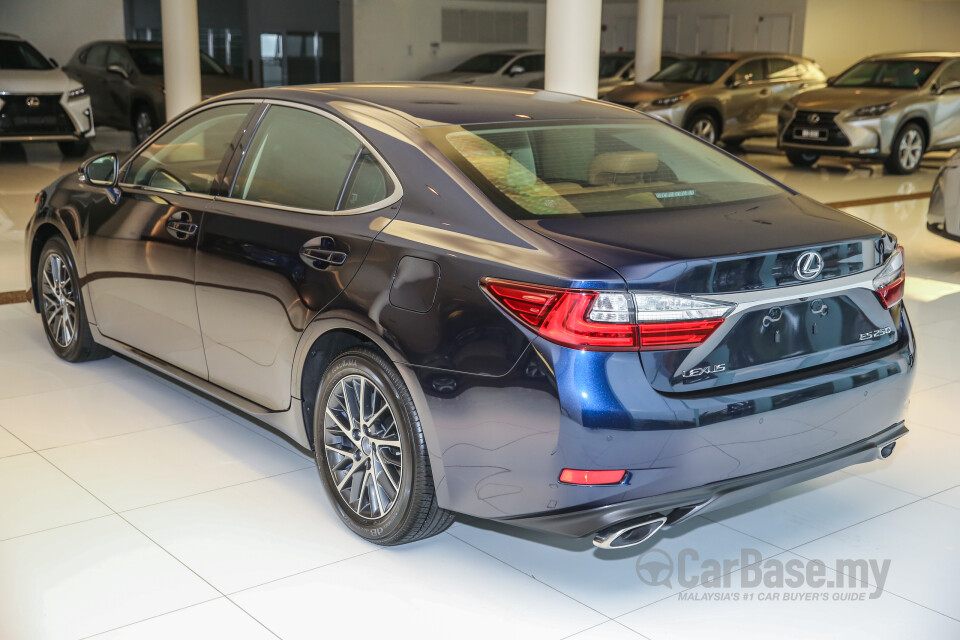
[782,110,850,147]
[0,94,75,136]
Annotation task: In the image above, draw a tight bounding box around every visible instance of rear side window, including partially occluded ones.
[85,44,108,69]
[768,58,804,80]
[232,105,392,211]
[427,120,782,219]
[126,104,251,194]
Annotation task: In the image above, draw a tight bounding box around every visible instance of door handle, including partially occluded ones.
[166,211,198,240]
[300,236,347,269]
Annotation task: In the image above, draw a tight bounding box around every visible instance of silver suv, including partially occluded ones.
[779,52,960,174]
[604,52,826,145]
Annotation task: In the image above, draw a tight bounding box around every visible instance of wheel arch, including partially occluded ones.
[893,114,930,151]
[28,219,81,313]
[683,101,724,138]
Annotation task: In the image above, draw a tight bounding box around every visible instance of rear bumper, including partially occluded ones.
[502,420,907,537]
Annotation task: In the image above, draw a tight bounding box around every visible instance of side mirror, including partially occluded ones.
[727,78,742,88]
[938,81,960,95]
[507,64,526,77]
[48,57,58,68]
[826,75,837,85]
[80,153,119,187]
[106,63,129,79]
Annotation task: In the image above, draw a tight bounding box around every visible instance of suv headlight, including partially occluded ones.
[67,86,86,100]
[651,93,688,107]
[853,101,896,118]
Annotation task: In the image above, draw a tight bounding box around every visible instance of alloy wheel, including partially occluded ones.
[690,118,716,144]
[135,110,154,142]
[40,253,77,348]
[898,129,923,171]
[323,374,403,519]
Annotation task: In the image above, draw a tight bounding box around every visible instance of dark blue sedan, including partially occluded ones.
[25,83,914,549]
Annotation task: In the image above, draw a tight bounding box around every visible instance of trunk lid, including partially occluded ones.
[520,193,901,392]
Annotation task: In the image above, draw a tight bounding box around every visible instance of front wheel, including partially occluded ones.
[685,112,719,145]
[313,346,453,545]
[132,105,156,143]
[37,236,109,362]
[885,123,925,174]
[786,150,820,167]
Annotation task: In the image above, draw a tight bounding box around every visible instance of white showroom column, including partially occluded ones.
[544,0,602,99]
[160,0,202,121]
[634,0,663,83]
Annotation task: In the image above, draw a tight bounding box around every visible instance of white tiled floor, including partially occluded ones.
[1,150,959,638]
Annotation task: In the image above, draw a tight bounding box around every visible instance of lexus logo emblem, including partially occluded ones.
[806,113,821,124]
[25,96,41,108]
[795,251,824,280]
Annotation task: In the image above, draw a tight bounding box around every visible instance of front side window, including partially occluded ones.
[732,59,766,85]
[126,104,251,193]
[0,39,54,70]
[427,120,782,219]
[649,58,733,84]
[85,44,108,69]
[512,54,544,74]
[232,105,392,211]
[938,60,960,87]
[768,58,804,80]
[833,59,940,89]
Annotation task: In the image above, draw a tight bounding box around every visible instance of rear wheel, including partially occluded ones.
[132,104,156,143]
[37,236,109,363]
[885,123,925,174]
[313,346,453,545]
[786,150,820,167]
[57,139,90,157]
[685,112,719,145]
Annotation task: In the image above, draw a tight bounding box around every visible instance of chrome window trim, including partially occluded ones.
[117,98,263,197]
[215,98,403,216]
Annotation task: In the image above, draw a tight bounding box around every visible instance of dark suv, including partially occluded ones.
[64,40,254,142]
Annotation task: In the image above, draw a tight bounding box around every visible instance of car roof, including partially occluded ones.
[220,82,641,127]
[865,51,960,62]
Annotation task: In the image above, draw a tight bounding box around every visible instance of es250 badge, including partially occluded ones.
[859,327,894,341]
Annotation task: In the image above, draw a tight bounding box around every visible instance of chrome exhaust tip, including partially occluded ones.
[879,441,897,459]
[593,516,667,549]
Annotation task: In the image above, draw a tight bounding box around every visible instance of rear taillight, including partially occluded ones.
[873,246,905,309]
[481,279,733,351]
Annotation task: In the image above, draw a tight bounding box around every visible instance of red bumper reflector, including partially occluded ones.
[559,469,626,485]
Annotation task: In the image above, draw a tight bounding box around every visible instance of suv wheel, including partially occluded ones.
[786,150,820,168]
[313,346,454,545]
[686,112,719,145]
[885,123,925,174]
[37,237,110,363]
[132,105,156,143]
[57,139,90,158]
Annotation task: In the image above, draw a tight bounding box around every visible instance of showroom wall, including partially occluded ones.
[0,0,125,65]
[803,0,960,75]
[348,0,547,81]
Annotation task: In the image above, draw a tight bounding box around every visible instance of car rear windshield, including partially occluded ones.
[0,40,54,70]
[129,47,227,75]
[833,60,940,89]
[453,53,513,74]
[649,58,732,84]
[427,119,783,219]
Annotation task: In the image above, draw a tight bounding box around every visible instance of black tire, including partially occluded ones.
[884,123,926,175]
[37,236,110,363]
[313,346,453,545]
[57,139,90,158]
[685,112,720,145]
[132,104,156,144]
[786,150,820,168]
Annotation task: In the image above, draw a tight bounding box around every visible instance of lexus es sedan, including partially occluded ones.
[25,84,915,549]
[64,40,255,142]
[605,52,827,146]
[0,32,94,156]
[779,52,960,174]
[927,149,960,241]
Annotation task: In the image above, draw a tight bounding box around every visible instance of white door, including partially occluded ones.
[696,15,730,54]
[662,15,678,53]
[756,14,793,53]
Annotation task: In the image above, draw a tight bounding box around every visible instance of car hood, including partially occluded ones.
[792,86,907,111]
[420,71,488,83]
[0,68,79,94]
[604,81,701,105]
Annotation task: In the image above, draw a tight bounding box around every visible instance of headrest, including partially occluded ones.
[588,151,660,185]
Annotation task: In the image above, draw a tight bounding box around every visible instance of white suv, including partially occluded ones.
[0,33,94,156]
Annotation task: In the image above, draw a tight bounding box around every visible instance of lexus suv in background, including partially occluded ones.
[0,32,94,156]
[25,84,914,549]
[779,52,960,174]
[64,40,255,142]
[526,51,686,98]
[420,49,544,87]
[605,52,827,145]
[927,149,960,241]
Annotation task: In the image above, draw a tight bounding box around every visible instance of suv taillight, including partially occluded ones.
[873,246,905,309]
[481,279,734,351]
